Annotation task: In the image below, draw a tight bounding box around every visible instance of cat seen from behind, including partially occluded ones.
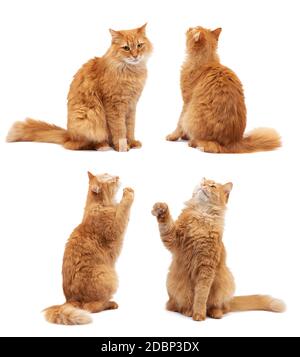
[44,172,134,325]
[167,27,281,153]
[152,178,285,321]
[7,24,152,152]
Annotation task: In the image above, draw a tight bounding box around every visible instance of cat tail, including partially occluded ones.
[43,303,92,325]
[229,295,286,313]
[6,118,68,145]
[222,128,281,153]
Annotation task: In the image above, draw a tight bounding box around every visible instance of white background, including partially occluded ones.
[0,0,299,337]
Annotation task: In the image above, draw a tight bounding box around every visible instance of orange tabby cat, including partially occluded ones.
[7,24,152,152]
[44,172,134,325]
[152,178,285,321]
[167,27,281,153]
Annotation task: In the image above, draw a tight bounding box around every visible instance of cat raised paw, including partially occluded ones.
[123,187,134,201]
[152,202,169,220]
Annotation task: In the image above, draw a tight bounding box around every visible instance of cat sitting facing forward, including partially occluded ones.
[152,178,285,321]
[7,24,152,152]
[44,172,134,325]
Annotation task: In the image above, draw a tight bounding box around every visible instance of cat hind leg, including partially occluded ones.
[207,307,224,319]
[83,300,118,314]
[63,139,96,150]
[166,124,186,141]
[166,298,192,317]
[188,139,224,153]
[166,298,179,313]
[95,141,111,151]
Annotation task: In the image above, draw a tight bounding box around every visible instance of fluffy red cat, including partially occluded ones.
[7,25,152,152]
[152,178,285,321]
[44,172,134,325]
[167,27,281,153]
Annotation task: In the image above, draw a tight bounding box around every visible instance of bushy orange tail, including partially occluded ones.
[223,128,281,153]
[6,118,68,144]
[44,303,91,325]
[229,295,286,313]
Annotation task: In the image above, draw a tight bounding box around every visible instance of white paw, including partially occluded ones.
[118,138,128,152]
[96,146,111,152]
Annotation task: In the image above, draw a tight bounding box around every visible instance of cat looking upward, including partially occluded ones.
[152,178,285,321]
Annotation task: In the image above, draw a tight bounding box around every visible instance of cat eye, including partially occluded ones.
[210,184,216,188]
[137,43,144,48]
[122,45,130,51]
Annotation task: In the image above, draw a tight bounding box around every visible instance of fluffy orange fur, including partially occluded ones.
[7,24,152,152]
[167,27,281,153]
[44,172,134,325]
[152,178,285,321]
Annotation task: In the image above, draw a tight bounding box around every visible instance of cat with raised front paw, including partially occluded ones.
[152,178,285,321]
[44,172,134,325]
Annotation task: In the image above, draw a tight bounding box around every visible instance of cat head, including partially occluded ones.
[109,24,153,65]
[88,172,120,200]
[186,26,222,58]
[193,178,233,207]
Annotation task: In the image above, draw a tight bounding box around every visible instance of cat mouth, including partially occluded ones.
[125,58,142,65]
[201,189,209,197]
[199,188,209,201]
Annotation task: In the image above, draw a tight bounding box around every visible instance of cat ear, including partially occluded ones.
[211,28,222,40]
[193,30,202,42]
[91,185,101,194]
[87,171,95,181]
[223,182,233,202]
[137,23,147,34]
[109,29,122,41]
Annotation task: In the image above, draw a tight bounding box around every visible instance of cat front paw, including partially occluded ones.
[192,312,206,322]
[128,139,142,149]
[123,187,134,201]
[182,309,193,318]
[114,138,129,152]
[181,133,190,141]
[152,202,169,220]
[166,133,180,141]
[188,139,198,148]
[193,306,207,321]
